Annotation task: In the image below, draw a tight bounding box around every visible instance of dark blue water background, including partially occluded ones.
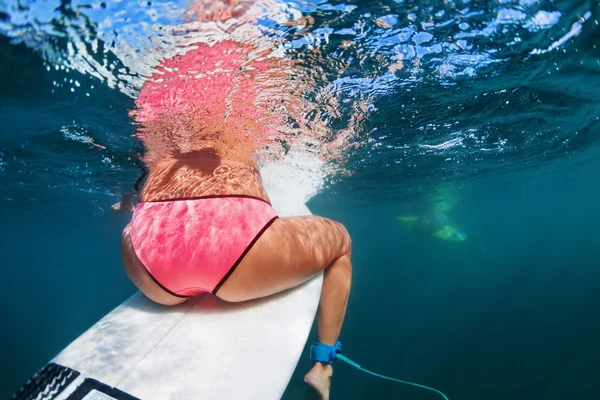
[1,0,600,398]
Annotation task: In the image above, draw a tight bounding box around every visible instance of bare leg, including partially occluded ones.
[304,254,352,400]
[216,216,352,400]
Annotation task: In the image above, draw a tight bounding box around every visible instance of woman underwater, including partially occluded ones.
[118,1,352,398]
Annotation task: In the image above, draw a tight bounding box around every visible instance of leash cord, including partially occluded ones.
[335,354,449,400]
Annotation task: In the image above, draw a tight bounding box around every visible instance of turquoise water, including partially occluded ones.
[1,0,600,398]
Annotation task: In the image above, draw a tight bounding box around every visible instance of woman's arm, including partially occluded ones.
[112,159,146,214]
[112,192,136,214]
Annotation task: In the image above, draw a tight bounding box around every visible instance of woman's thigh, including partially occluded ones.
[215,215,351,302]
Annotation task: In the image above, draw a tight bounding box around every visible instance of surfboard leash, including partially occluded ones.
[335,354,449,400]
[310,341,449,400]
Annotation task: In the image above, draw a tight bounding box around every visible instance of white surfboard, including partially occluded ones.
[12,152,325,400]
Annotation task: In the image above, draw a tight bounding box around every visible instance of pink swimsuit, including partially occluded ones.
[129,196,278,297]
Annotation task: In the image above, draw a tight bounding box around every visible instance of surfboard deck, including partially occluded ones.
[12,157,324,400]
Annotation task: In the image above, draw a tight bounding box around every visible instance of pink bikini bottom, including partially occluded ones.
[129,195,278,297]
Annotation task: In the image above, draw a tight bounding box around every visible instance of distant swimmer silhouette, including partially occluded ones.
[398,197,467,241]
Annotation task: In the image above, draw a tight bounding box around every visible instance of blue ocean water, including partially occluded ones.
[1,0,599,399]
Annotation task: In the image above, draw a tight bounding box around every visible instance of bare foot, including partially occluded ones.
[304,363,333,400]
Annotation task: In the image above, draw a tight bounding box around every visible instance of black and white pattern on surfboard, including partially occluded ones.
[11,363,140,400]
[11,363,79,400]
[67,378,139,400]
